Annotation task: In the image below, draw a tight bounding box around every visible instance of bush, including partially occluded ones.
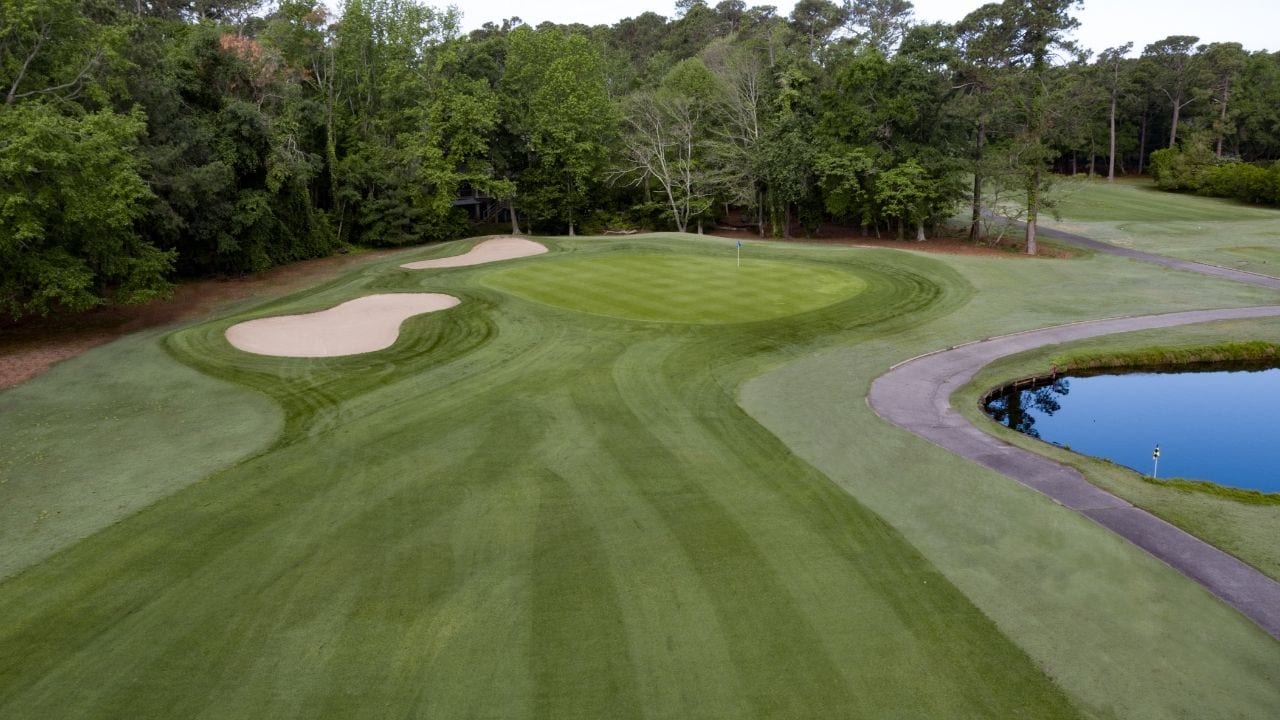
[1150,133,1280,208]
[1202,162,1272,205]
[1149,137,1217,192]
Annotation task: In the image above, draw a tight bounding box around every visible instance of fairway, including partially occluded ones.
[3,234,1279,719]
[484,251,867,323]
[1047,179,1280,275]
[1053,178,1280,223]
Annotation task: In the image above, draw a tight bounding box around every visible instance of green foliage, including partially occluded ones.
[1150,134,1280,206]
[875,160,949,239]
[1200,161,1280,206]
[6,0,1280,320]
[1149,133,1218,192]
[0,103,172,317]
[504,26,616,231]
[814,147,877,222]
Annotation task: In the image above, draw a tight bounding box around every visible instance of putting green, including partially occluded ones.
[483,252,867,323]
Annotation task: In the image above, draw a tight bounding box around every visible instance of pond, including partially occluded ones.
[984,366,1280,493]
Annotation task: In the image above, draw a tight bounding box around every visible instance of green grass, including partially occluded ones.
[1046,178,1280,274]
[1047,340,1280,372]
[0,330,281,580]
[955,319,1280,581]
[2,232,1279,718]
[484,250,866,324]
[1052,178,1280,222]
[739,246,1280,719]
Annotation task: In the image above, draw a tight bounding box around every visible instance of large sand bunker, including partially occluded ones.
[225,293,460,357]
[400,237,547,269]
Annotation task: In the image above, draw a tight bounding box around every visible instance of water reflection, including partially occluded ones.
[985,378,1069,438]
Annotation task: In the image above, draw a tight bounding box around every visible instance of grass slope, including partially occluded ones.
[1047,178,1280,274]
[2,233,1279,718]
[0,237,1082,719]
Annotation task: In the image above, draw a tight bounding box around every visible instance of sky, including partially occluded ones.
[448,0,1275,55]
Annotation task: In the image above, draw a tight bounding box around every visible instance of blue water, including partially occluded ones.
[985,368,1280,493]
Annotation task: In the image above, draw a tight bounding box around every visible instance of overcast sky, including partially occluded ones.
[449,0,1274,54]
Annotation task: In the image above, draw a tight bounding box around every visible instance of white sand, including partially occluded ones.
[400,237,547,269]
[225,293,460,357]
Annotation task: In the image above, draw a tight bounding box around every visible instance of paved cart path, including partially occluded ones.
[869,305,1280,640]
[1038,223,1280,290]
[867,222,1280,638]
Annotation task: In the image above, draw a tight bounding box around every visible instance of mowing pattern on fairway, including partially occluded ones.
[0,239,1087,719]
[484,252,866,323]
[4,234,1279,719]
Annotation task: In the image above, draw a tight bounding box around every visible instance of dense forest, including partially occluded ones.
[3,0,1279,319]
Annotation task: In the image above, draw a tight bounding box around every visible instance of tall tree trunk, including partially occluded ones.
[916,220,926,242]
[1026,167,1040,256]
[783,202,792,239]
[508,199,520,234]
[1108,91,1118,180]
[1169,94,1182,147]
[1138,110,1148,174]
[969,118,987,243]
[1216,76,1231,158]
[757,191,765,238]
[697,217,703,234]
[1070,154,1077,175]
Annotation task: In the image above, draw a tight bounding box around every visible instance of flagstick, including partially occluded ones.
[737,242,741,268]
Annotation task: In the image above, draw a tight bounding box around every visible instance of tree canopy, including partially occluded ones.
[4,0,1280,319]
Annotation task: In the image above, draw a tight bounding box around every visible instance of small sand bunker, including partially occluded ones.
[400,237,547,269]
[226,293,460,357]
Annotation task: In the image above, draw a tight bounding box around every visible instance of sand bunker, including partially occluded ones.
[400,237,547,269]
[225,293,460,357]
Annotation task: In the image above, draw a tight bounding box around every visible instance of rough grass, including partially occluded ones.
[1047,178,1280,274]
[955,318,1280,581]
[1048,340,1280,372]
[0,330,281,579]
[2,232,1279,719]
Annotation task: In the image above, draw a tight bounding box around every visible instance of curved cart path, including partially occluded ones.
[869,306,1280,640]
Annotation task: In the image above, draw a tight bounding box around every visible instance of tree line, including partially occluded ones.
[3,0,1279,319]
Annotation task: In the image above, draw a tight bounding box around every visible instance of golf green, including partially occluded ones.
[483,252,867,323]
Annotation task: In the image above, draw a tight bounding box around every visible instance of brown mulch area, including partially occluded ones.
[0,249,401,391]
